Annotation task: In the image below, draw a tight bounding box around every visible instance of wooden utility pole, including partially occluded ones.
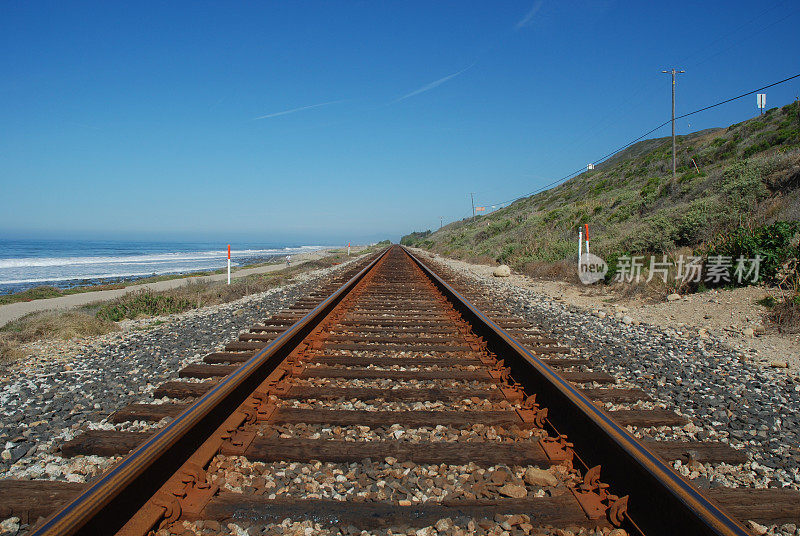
[662,68,685,180]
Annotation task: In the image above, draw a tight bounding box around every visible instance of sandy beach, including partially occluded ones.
[0,247,345,327]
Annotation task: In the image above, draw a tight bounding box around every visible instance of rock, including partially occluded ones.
[0,517,20,533]
[595,310,607,319]
[493,265,511,277]
[490,467,512,485]
[523,467,558,487]
[746,520,768,535]
[608,530,628,536]
[667,293,681,302]
[769,361,789,368]
[622,315,633,325]
[497,483,527,498]
[435,518,454,531]
[204,520,221,531]
[398,499,412,506]
[698,328,710,339]
[742,327,755,338]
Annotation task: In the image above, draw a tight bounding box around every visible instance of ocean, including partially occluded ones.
[0,239,330,295]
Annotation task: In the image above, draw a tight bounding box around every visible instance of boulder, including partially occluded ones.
[493,265,511,277]
[667,293,681,302]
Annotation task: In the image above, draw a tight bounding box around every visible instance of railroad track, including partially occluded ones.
[1,245,798,535]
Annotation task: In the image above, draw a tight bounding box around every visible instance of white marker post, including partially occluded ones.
[347,242,351,256]
[757,93,766,115]
[227,244,231,285]
[578,228,583,269]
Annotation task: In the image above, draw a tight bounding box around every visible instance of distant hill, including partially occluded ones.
[402,102,800,273]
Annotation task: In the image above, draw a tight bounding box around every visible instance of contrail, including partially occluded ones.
[395,63,476,102]
[516,0,543,29]
[252,100,346,120]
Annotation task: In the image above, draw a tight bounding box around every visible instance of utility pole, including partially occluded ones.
[662,68,684,180]
[470,193,476,219]
[440,216,443,229]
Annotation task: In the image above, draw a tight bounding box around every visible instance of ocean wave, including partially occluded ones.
[0,246,327,269]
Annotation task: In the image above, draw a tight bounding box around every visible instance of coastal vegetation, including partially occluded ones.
[402,101,800,326]
[0,311,119,362]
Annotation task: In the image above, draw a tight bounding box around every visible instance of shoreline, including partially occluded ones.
[0,247,355,327]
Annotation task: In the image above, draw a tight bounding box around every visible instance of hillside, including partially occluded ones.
[403,102,800,275]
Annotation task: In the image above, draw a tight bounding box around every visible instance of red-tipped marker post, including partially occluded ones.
[584,224,589,254]
[227,244,231,285]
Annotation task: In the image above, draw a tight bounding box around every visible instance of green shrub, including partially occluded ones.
[97,292,195,321]
[720,161,769,212]
[703,221,800,286]
[675,199,719,246]
[0,286,62,305]
[627,214,677,253]
[400,230,432,246]
[757,296,777,308]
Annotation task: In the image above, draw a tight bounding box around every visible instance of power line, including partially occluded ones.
[563,2,794,167]
[676,72,800,119]
[480,71,800,209]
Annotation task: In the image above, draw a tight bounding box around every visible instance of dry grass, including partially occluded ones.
[519,259,580,283]
[769,295,800,333]
[0,311,119,363]
[0,338,23,363]
[610,277,673,302]
[94,252,352,321]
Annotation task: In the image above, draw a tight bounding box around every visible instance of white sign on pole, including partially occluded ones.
[757,94,766,110]
[587,163,595,170]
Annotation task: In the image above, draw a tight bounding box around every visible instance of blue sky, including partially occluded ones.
[1,1,798,244]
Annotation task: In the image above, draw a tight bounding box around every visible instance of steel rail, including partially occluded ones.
[30,247,391,536]
[402,246,750,536]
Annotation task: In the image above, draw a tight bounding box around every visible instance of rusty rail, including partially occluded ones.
[403,246,750,536]
[29,248,391,536]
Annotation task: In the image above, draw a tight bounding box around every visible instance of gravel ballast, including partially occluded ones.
[0,258,364,481]
[415,251,800,493]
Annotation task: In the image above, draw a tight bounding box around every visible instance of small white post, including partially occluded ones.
[347,242,351,256]
[227,244,231,285]
[578,229,583,265]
